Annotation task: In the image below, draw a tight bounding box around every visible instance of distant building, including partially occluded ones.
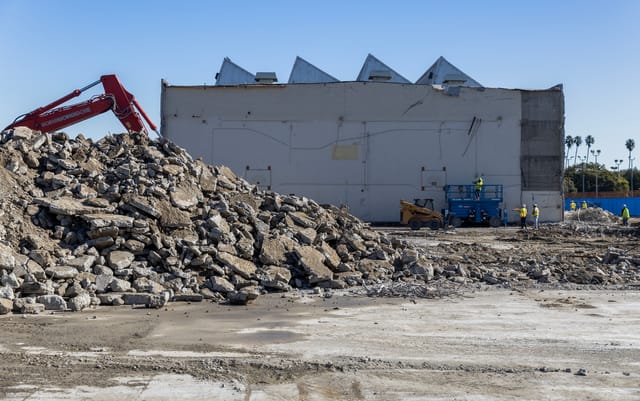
[161,55,564,222]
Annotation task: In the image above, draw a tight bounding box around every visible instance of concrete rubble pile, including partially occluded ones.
[0,128,444,314]
[415,235,640,287]
[0,128,638,315]
[564,208,619,225]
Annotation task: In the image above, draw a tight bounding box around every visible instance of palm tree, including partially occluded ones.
[573,135,582,165]
[585,135,594,163]
[626,139,635,168]
[565,135,574,167]
[626,139,635,194]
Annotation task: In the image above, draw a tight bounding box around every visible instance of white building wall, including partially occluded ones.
[161,82,559,222]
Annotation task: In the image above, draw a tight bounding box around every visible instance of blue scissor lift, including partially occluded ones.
[444,184,503,227]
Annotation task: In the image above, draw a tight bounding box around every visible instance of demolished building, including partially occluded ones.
[161,55,564,223]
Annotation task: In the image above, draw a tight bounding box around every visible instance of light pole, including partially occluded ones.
[615,159,623,176]
[580,156,586,193]
[591,149,601,198]
[631,157,635,197]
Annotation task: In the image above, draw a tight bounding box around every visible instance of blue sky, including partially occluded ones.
[1,0,638,169]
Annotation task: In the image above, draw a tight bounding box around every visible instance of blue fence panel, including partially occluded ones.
[564,197,640,217]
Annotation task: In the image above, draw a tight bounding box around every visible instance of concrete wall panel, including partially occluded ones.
[162,82,563,222]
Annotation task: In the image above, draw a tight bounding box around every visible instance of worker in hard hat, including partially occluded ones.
[581,200,587,209]
[532,203,540,229]
[519,204,528,230]
[474,176,483,200]
[569,200,576,211]
[621,204,630,226]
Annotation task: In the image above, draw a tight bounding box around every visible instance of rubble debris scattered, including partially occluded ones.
[564,208,620,225]
[0,127,639,314]
[0,128,454,312]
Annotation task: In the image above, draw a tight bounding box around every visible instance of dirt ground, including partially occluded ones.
[1,226,640,401]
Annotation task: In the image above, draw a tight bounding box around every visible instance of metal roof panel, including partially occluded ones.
[356,54,411,84]
[288,56,339,83]
[416,56,482,87]
[215,57,256,86]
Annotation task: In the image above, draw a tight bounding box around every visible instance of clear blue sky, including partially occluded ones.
[1,0,638,169]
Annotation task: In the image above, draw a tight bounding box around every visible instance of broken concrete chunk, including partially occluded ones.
[1,272,20,289]
[36,198,110,216]
[263,265,292,283]
[227,287,260,305]
[208,276,235,293]
[95,274,114,293]
[157,199,192,228]
[289,212,316,228]
[110,278,132,292]
[170,181,202,210]
[0,298,13,314]
[0,286,15,300]
[0,243,17,270]
[319,241,341,270]
[97,293,124,306]
[36,294,67,311]
[107,251,135,270]
[45,265,79,279]
[68,292,92,312]
[122,293,166,308]
[294,246,333,284]
[126,195,161,218]
[83,213,134,229]
[216,252,257,279]
[259,236,296,266]
[28,250,53,268]
[64,255,96,272]
[295,227,317,245]
[132,277,165,294]
[21,302,46,314]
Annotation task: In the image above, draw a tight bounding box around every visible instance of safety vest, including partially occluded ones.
[581,201,587,209]
[622,207,630,219]
[532,206,539,217]
[520,207,528,218]
[570,201,576,210]
[475,178,483,190]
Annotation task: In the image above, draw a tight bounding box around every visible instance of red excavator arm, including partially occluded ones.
[4,74,158,136]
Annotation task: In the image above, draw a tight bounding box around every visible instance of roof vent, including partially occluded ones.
[255,72,278,84]
[368,69,392,81]
[442,73,467,85]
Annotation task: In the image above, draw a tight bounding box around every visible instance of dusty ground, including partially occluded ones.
[1,225,640,400]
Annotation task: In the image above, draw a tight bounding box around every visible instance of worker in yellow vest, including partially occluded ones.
[569,200,576,211]
[621,204,630,226]
[532,203,540,229]
[519,204,528,230]
[581,201,587,209]
[474,176,483,200]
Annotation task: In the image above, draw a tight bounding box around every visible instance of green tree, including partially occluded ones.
[564,164,627,193]
[623,168,640,192]
[563,176,577,193]
[585,135,594,163]
[573,135,582,165]
[626,139,635,167]
[564,135,574,167]
[626,139,635,193]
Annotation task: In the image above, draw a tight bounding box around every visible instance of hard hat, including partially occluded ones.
[623,204,627,207]
[522,204,526,207]
[534,203,537,206]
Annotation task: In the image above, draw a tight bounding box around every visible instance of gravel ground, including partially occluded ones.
[1,225,639,400]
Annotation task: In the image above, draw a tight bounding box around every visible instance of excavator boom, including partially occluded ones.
[4,75,157,135]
